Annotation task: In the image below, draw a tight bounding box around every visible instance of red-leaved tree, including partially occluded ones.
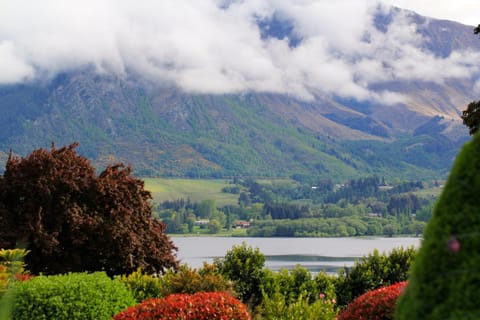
[0,143,178,276]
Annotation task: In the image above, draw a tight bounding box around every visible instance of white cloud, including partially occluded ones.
[0,41,35,83]
[0,0,479,104]
[381,0,477,26]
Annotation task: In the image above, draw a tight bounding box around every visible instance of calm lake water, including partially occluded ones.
[172,236,421,274]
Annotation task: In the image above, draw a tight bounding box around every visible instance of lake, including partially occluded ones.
[172,236,421,274]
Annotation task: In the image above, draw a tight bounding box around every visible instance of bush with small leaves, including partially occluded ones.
[113,291,251,320]
[10,272,135,320]
[261,266,335,305]
[258,288,337,320]
[116,268,164,303]
[162,263,235,297]
[338,281,407,320]
[335,246,415,306]
[215,242,266,307]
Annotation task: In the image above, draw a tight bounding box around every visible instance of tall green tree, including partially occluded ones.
[0,143,178,276]
[396,132,480,319]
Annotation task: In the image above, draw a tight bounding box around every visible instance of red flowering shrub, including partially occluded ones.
[114,291,251,320]
[337,281,407,320]
[15,273,33,282]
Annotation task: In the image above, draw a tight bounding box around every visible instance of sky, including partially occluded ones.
[0,0,479,103]
[382,0,477,26]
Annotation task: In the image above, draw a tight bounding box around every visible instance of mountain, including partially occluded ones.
[0,9,477,181]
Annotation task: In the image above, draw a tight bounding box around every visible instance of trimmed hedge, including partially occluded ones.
[396,132,480,319]
[113,291,251,320]
[338,281,406,320]
[10,272,135,320]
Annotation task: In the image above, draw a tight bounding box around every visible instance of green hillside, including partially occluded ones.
[0,72,469,182]
[144,178,238,206]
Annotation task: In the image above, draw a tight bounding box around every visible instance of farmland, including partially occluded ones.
[144,178,239,206]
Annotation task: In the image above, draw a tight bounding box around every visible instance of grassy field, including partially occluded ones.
[143,178,239,206]
[412,184,444,199]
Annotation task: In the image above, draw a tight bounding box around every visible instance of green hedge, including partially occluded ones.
[396,133,480,319]
[10,272,135,320]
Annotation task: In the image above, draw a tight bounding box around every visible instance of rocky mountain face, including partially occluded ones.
[0,10,478,181]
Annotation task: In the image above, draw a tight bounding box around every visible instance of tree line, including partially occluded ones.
[156,174,435,237]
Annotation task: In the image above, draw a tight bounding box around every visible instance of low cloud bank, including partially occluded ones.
[1,0,479,103]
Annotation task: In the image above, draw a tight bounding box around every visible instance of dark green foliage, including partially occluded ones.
[247,216,423,237]
[326,176,382,203]
[387,193,427,214]
[10,272,135,320]
[462,100,480,135]
[396,133,480,319]
[263,202,310,219]
[215,242,266,307]
[0,143,178,276]
[335,246,416,307]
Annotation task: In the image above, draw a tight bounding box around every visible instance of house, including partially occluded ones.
[194,219,210,227]
[234,220,251,229]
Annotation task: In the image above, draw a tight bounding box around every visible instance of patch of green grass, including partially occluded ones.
[412,185,443,198]
[144,178,239,206]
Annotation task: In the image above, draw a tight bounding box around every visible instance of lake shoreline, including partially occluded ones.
[172,236,421,273]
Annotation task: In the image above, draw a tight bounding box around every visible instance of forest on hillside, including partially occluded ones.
[156,175,436,237]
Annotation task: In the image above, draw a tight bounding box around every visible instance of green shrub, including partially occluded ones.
[0,248,30,319]
[10,272,135,320]
[257,267,337,319]
[335,246,416,306]
[162,263,235,296]
[396,133,480,319]
[215,242,266,307]
[0,249,29,277]
[113,291,251,320]
[0,249,29,296]
[314,271,337,300]
[257,288,337,320]
[261,266,335,305]
[116,268,164,303]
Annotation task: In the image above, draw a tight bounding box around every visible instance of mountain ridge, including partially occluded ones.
[0,9,477,181]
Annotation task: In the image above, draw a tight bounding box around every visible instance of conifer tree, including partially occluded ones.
[395,133,480,319]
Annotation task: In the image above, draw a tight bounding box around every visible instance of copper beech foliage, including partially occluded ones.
[0,143,178,276]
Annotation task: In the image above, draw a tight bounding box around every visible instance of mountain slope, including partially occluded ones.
[0,9,477,181]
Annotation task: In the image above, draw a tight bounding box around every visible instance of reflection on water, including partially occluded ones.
[264,254,358,274]
[173,236,421,274]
